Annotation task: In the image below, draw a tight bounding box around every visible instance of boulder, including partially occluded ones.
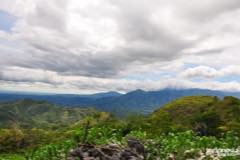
[68,138,146,160]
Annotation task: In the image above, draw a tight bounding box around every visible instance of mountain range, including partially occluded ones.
[0,99,98,128]
[1,88,240,116]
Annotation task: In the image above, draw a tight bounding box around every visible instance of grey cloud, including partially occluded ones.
[14,0,194,78]
[181,65,240,79]
[0,66,62,85]
[0,0,240,93]
[27,0,68,32]
[178,0,240,22]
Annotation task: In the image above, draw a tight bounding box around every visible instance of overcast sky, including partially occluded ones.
[0,0,240,93]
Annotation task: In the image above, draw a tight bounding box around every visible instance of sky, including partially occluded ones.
[0,0,240,94]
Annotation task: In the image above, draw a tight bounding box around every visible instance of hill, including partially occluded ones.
[91,88,238,115]
[0,91,122,107]
[148,96,240,136]
[0,99,99,128]
[1,96,240,159]
[1,88,240,116]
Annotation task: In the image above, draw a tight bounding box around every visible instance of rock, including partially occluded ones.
[127,137,146,158]
[67,138,146,160]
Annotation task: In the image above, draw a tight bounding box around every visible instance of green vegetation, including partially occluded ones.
[147,96,240,136]
[0,96,240,159]
[0,99,98,129]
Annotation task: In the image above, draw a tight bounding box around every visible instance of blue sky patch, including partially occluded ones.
[216,76,240,82]
[0,10,16,32]
[125,72,175,81]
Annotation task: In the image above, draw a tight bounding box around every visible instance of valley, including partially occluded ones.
[1,94,240,159]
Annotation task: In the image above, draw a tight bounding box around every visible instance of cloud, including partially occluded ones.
[0,67,62,84]
[0,0,240,93]
[181,65,240,79]
[0,0,194,78]
[181,66,219,78]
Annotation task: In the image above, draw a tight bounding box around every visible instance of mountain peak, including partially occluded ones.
[90,91,122,98]
[127,89,146,95]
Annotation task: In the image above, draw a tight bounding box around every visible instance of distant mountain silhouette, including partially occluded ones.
[1,88,240,116]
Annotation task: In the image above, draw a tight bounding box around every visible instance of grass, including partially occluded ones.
[0,154,25,160]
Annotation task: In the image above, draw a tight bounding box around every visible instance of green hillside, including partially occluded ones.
[148,96,240,136]
[1,97,240,159]
[0,99,98,129]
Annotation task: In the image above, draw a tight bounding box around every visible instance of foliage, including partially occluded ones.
[1,129,239,160]
[0,154,25,160]
[139,131,240,159]
[1,97,240,159]
[148,96,240,136]
[0,99,98,129]
[24,140,77,160]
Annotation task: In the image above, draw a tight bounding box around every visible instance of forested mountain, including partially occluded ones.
[1,88,240,116]
[91,88,240,115]
[0,91,122,107]
[1,96,240,135]
[0,99,99,128]
[1,96,240,159]
[0,95,240,160]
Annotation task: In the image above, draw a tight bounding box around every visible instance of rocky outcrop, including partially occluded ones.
[67,138,147,160]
